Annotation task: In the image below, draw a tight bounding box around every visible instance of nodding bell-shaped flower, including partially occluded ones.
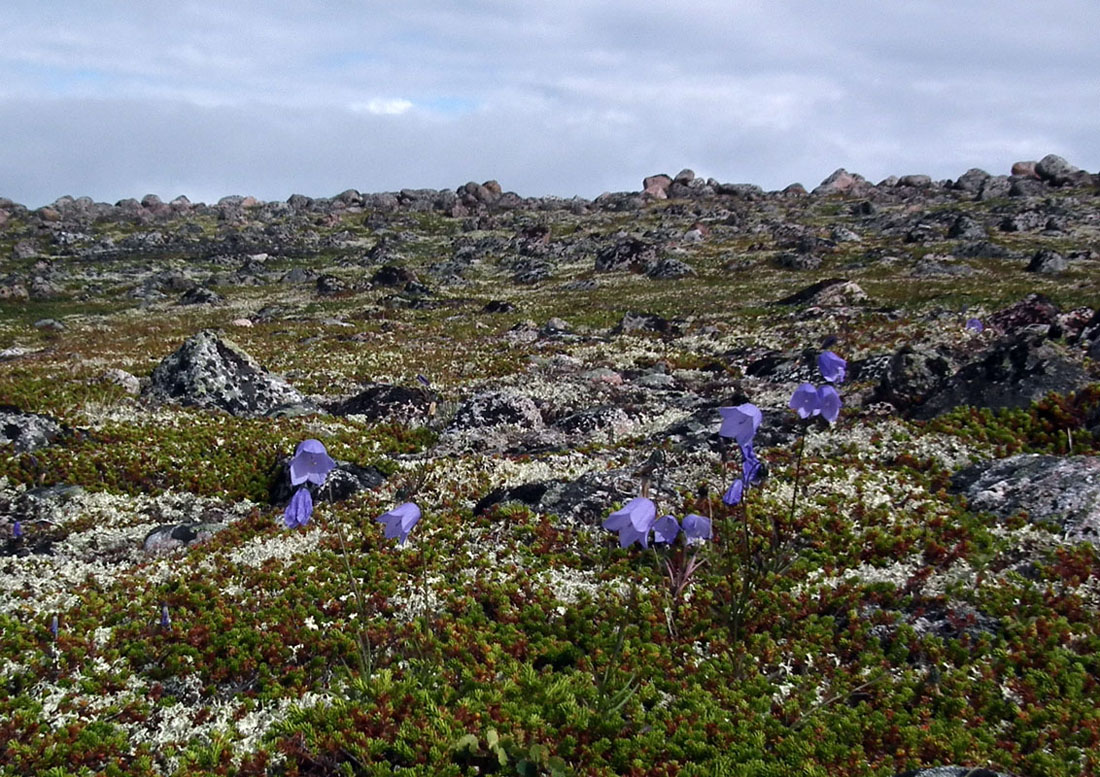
[965,317,984,333]
[789,383,821,419]
[681,513,713,544]
[653,515,681,545]
[376,502,422,545]
[818,384,842,424]
[289,439,337,487]
[722,478,744,507]
[718,403,762,447]
[818,350,847,384]
[160,604,171,630]
[602,497,657,549]
[284,486,314,529]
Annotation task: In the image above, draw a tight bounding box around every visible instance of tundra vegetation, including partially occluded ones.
[1,162,1099,776]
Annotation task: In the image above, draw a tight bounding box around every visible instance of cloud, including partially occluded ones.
[0,1,1097,206]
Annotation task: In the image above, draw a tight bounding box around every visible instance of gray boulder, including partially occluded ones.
[1027,249,1067,274]
[951,455,1100,544]
[1035,153,1081,186]
[0,407,68,452]
[145,330,308,417]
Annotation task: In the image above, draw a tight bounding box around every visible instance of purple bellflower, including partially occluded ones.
[790,382,842,424]
[741,442,763,485]
[603,497,657,549]
[790,383,821,419]
[718,403,762,446]
[12,520,22,539]
[376,502,422,545]
[284,486,314,529]
[50,614,59,639]
[965,317,984,333]
[289,439,337,487]
[654,514,681,545]
[681,513,713,544]
[818,384,842,423]
[722,478,744,506]
[818,350,847,384]
[160,604,171,629]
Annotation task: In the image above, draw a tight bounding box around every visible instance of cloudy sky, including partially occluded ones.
[1,1,1097,207]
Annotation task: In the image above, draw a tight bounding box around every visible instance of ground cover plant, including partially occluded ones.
[2,161,1100,776]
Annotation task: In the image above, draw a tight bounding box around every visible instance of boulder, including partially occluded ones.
[448,391,543,431]
[594,237,659,273]
[145,330,308,417]
[951,455,1100,544]
[1027,249,1067,274]
[327,383,434,423]
[1035,153,1081,186]
[0,406,68,452]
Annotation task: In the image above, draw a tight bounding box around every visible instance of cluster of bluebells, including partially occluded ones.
[789,350,846,423]
[718,403,764,506]
[602,497,712,549]
[283,438,422,545]
[283,439,337,529]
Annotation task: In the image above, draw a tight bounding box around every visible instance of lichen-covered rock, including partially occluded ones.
[951,454,1100,544]
[594,236,658,273]
[448,391,543,431]
[911,337,1087,420]
[145,329,309,417]
[895,768,1018,777]
[0,406,68,452]
[327,383,434,423]
[143,522,228,554]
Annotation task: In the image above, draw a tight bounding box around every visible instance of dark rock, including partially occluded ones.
[1000,210,1046,232]
[613,311,680,336]
[1009,177,1047,197]
[316,274,347,296]
[482,300,516,314]
[775,278,867,306]
[0,406,69,452]
[145,329,309,417]
[911,338,1088,420]
[371,264,418,286]
[947,215,987,240]
[977,175,1011,200]
[594,237,659,273]
[775,252,821,270]
[987,294,1059,335]
[448,391,543,431]
[1035,153,1081,186]
[553,405,632,436]
[143,522,227,554]
[953,167,991,194]
[1027,249,1067,274]
[911,254,974,277]
[951,455,1100,544]
[327,383,434,423]
[179,287,223,305]
[874,347,957,412]
[646,256,696,279]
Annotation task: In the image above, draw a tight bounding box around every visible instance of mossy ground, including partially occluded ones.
[1,189,1099,776]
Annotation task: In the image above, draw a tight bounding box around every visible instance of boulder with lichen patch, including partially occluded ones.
[145,329,309,417]
[951,455,1100,545]
[0,406,69,452]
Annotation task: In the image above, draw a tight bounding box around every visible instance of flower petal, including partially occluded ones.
[653,515,680,544]
[789,383,821,419]
[818,384,842,423]
[718,403,762,446]
[818,350,847,384]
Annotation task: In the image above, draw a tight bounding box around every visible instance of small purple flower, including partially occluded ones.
[289,439,337,487]
[965,317,984,333]
[284,486,314,529]
[681,514,713,544]
[718,403,762,446]
[722,478,744,507]
[789,383,821,419]
[376,502,422,545]
[160,604,171,629]
[741,443,763,485]
[818,350,846,384]
[603,497,657,549]
[50,614,58,639]
[417,374,431,387]
[653,514,680,545]
[11,520,22,539]
[818,384,842,424]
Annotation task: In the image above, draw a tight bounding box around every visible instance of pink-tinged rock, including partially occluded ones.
[231,318,254,327]
[1011,160,1039,178]
[812,168,867,195]
[643,174,671,199]
[241,196,259,208]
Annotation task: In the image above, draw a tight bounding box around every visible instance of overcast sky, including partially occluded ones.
[1,1,1097,207]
